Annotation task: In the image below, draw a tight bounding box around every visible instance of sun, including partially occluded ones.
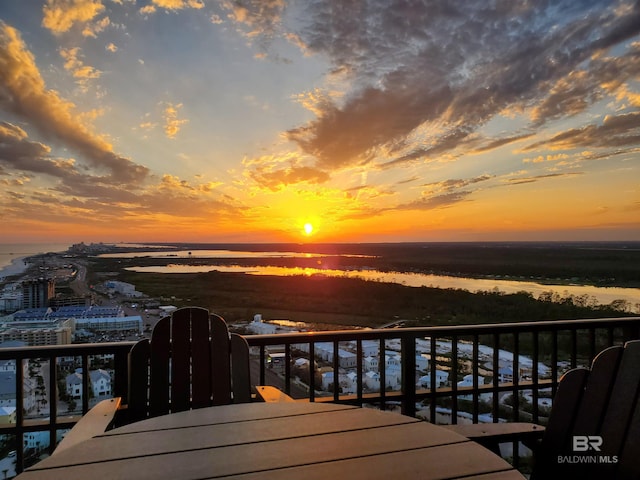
[303,223,314,236]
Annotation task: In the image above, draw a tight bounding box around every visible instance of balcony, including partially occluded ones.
[1,315,639,476]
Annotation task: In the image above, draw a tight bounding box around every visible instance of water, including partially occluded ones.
[125,263,640,309]
[99,249,372,259]
[0,243,70,280]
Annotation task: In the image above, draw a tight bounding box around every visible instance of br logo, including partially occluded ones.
[573,435,603,452]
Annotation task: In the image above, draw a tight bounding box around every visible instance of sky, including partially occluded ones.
[0,0,639,244]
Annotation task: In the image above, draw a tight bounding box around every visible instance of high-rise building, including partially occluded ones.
[21,278,55,309]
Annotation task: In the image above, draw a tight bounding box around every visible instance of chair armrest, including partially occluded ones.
[255,386,296,402]
[55,397,122,455]
[443,422,545,453]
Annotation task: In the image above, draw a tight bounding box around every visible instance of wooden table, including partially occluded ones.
[17,402,525,480]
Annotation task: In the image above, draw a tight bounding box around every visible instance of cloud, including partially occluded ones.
[243,151,333,191]
[151,0,204,11]
[523,112,640,151]
[421,175,493,195]
[59,47,102,89]
[531,42,640,125]
[0,123,243,225]
[42,0,106,35]
[397,191,474,211]
[220,0,286,40]
[505,172,583,185]
[0,122,55,174]
[470,133,536,155]
[162,102,188,139]
[281,1,640,174]
[249,163,330,191]
[523,153,570,164]
[0,23,148,183]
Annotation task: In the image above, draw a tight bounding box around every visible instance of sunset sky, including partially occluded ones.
[1,0,639,244]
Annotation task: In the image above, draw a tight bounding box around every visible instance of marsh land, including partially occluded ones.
[84,242,640,328]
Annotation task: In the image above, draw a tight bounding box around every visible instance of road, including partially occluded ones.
[69,260,90,296]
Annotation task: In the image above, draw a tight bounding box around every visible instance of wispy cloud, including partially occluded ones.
[42,0,106,35]
[505,172,584,185]
[59,47,102,90]
[162,102,188,139]
[524,112,640,151]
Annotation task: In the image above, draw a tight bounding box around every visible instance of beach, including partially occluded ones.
[0,255,32,281]
[0,244,70,282]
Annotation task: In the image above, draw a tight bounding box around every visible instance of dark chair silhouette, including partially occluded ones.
[127,306,258,422]
[447,339,640,479]
[56,307,290,453]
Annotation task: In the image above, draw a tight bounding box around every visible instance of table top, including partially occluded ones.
[18,402,525,480]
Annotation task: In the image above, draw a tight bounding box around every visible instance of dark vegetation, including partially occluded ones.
[87,241,637,330]
[128,241,640,287]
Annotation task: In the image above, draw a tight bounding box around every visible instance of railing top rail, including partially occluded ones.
[244,316,640,344]
[0,341,136,359]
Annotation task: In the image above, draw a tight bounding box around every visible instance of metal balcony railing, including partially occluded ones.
[1,316,639,475]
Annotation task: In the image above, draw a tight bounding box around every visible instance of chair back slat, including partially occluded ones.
[170,307,193,413]
[572,345,623,437]
[149,316,171,417]
[600,340,640,457]
[564,346,623,480]
[536,368,589,466]
[128,307,250,422]
[127,339,150,423]
[210,314,232,405]
[618,348,640,478]
[231,334,252,403]
[191,310,212,409]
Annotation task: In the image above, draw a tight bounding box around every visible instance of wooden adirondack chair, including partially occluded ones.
[448,339,640,479]
[127,306,258,423]
[56,307,290,454]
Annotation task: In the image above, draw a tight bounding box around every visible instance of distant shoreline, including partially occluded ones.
[0,255,32,281]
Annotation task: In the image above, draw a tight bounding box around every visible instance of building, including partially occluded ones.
[89,369,112,397]
[0,287,22,313]
[66,372,83,399]
[49,296,91,309]
[66,369,113,399]
[499,367,514,383]
[0,359,16,373]
[24,431,49,452]
[22,278,55,309]
[0,406,16,424]
[0,326,73,346]
[105,281,143,298]
[74,316,142,334]
[417,370,449,389]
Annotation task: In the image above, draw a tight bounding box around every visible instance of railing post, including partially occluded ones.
[49,356,58,454]
[401,335,416,417]
[309,342,316,402]
[379,338,386,409]
[492,333,500,423]
[356,340,363,403]
[284,344,291,395]
[451,335,458,424]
